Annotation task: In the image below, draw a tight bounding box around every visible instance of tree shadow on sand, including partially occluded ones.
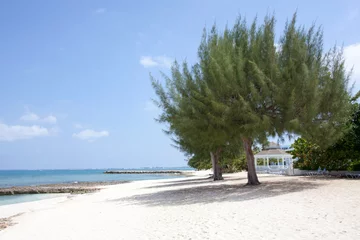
[144,174,297,190]
[110,179,323,207]
[143,176,240,190]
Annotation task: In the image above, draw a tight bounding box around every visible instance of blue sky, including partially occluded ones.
[0,0,359,169]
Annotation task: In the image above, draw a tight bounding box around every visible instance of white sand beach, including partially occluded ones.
[1,172,359,240]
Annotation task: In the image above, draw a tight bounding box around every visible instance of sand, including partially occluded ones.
[0,172,359,240]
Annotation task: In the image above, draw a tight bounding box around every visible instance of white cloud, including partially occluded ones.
[72,129,109,142]
[140,56,158,67]
[95,8,106,14]
[20,112,57,124]
[42,115,57,124]
[20,112,40,121]
[140,56,173,68]
[0,123,49,142]
[344,43,360,92]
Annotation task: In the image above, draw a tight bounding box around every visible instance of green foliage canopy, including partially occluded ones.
[291,103,360,171]
[152,12,354,184]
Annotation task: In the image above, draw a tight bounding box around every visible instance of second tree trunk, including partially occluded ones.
[242,137,260,185]
[210,150,223,181]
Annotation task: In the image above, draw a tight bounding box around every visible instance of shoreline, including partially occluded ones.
[0,170,200,196]
[104,170,184,174]
[0,172,359,239]
[0,181,130,196]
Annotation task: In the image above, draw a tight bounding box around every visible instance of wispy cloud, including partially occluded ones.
[0,123,50,142]
[140,56,173,68]
[344,43,360,92]
[20,112,57,124]
[72,129,109,142]
[20,112,39,122]
[95,8,106,14]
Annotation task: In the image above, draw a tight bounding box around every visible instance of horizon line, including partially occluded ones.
[0,166,192,171]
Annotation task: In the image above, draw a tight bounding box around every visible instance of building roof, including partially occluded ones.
[266,142,281,149]
[255,148,292,156]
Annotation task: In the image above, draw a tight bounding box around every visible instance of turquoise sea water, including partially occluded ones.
[0,167,191,206]
[0,194,67,206]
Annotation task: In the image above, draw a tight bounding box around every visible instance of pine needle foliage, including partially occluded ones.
[151,12,353,185]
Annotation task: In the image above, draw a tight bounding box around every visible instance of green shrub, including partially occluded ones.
[349,161,360,171]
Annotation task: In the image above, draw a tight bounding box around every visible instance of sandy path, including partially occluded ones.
[0,172,359,240]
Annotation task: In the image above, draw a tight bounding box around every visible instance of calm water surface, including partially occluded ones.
[0,167,192,206]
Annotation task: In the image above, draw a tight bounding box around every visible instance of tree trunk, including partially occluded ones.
[242,137,260,185]
[210,149,223,181]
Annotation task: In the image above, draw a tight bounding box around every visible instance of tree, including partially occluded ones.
[291,102,360,171]
[187,141,248,172]
[152,13,353,185]
[151,62,239,180]
[197,13,352,185]
[291,138,323,170]
[188,153,212,170]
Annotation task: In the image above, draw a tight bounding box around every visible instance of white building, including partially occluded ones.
[254,142,294,174]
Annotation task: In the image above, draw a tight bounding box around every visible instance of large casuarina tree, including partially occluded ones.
[200,14,352,185]
[151,62,240,180]
[152,13,352,185]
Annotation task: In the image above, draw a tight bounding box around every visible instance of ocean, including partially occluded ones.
[0,167,192,206]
